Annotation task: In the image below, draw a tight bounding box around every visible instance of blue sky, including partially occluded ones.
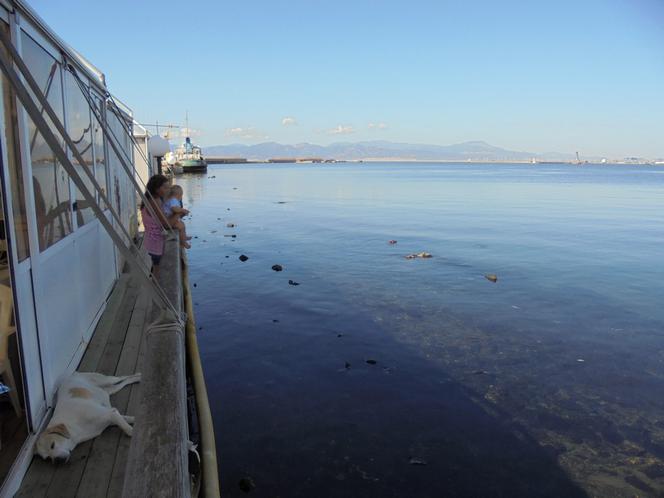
[30,0,664,157]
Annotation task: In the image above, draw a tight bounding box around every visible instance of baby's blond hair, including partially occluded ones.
[169,184,183,196]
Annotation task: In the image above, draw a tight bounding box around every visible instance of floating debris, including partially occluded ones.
[366,359,377,365]
[345,361,351,369]
[275,201,287,204]
[193,283,197,287]
[288,279,300,286]
[337,333,343,338]
[226,223,236,228]
[233,187,238,190]
[577,358,585,362]
[272,319,279,323]
[238,477,255,493]
[225,255,229,258]
[210,230,217,234]
[271,264,283,272]
[388,240,398,245]
[239,255,249,262]
[405,252,432,259]
[409,457,427,466]
[485,274,498,283]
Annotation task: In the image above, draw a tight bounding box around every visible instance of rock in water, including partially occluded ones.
[238,477,255,493]
[272,264,283,272]
[239,255,249,262]
[405,252,432,259]
[485,274,498,283]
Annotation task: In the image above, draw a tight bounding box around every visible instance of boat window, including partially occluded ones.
[20,31,72,251]
[64,72,95,227]
[91,92,107,202]
[105,105,135,232]
[1,24,30,261]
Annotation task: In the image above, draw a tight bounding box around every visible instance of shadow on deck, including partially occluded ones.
[16,270,152,498]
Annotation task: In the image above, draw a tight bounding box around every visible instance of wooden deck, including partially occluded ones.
[16,271,153,498]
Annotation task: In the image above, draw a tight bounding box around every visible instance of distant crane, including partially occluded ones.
[138,122,183,140]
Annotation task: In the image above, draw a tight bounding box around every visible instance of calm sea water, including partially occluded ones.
[181,162,664,498]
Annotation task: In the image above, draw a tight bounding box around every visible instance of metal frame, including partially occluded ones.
[0,30,182,324]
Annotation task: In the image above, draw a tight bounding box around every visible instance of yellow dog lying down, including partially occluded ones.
[36,371,141,463]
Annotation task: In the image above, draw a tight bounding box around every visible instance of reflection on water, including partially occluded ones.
[183,162,664,497]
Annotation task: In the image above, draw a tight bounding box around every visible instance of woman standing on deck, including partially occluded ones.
[141,174,171,279]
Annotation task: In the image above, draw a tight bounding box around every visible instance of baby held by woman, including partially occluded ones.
[163,184,191,249]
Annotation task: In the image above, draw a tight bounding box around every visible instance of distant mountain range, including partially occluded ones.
[202,140,579,162]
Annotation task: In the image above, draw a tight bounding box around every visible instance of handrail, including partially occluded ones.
[0,32,182,323]
[0,28,139,248]
[106,94,159,182]
[13,0,106,89]
[65,63,172,236]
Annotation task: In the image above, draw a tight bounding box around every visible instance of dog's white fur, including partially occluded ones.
[35,371,141,463]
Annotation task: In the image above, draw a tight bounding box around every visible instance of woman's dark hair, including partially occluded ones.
[141,174,169,209]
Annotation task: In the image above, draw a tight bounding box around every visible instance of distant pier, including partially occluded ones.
[205,157,327,164]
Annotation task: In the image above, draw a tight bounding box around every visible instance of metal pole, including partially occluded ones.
[0,27,155,248]
[67,66,171,235]
[0,37,181,323]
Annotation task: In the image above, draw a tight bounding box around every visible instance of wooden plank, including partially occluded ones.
[43,281,140,498]
[106,300,152,498]
[122,238,190,498]
[14,458,56,498]
[74,291,150,498]
[15,274,134,498]
[78,274,131,372]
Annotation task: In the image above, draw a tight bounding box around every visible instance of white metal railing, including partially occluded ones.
[0,29,182,324]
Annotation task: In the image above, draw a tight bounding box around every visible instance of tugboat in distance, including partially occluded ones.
[175,135,208,173]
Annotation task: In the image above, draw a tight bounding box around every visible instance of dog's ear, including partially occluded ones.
[47,423,71,439]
